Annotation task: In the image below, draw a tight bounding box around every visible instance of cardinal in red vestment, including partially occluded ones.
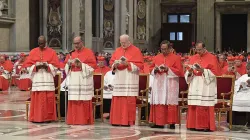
[0,54,13,91]
[218,54,228,70]
[235,56,247,76]
[141,56,153,74]
[109,34,144,126]
[23,36,60,122]
[64,36,97,125]
[149,40,183,129]
[16,53,32,91]
[95,56,110,75]
[185,41,221,131]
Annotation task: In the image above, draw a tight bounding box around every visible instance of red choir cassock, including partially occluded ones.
[218,61,228,70]
[109,45,144,126]
[16,54,32,91]
[0,55,13,91]
[235,56,246,76]
[64,47,97,125]
[141,56,153,74]
[149,53,183,126]
[186,51,221,131]
[23,47,60,122]
[94,56,110,75]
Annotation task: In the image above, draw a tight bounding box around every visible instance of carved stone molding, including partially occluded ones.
[47,0,62,49]
[161,5,196,14]
[215,2,250,13]
[103,0,114,49]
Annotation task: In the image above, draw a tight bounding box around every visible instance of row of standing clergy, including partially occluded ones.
[0,36,220,131]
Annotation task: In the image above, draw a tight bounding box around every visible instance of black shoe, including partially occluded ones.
[203,129,211,132]
[106,116,110,120]
[121,125,130,127]
[188,128,196,131]
[112,124,120,126]
[141,116,145,120]
[150,125,164,128]
[169,124,175,129]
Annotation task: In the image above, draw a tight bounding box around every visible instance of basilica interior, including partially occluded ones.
[1,0,250,140]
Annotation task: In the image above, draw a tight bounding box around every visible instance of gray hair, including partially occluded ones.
[120,34,130,42]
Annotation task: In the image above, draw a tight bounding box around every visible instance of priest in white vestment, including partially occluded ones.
[103,70,115,119]
[233,62,250,112]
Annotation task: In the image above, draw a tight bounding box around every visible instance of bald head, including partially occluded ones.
[38,35,46,49]
[73,36,84,50]
[120,34,131,49]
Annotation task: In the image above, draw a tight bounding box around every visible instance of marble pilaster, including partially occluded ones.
[114,0,120,49]
[84,0,92,49]
[71,0,80,40]
[128,0,134,43]
[248,12,250,52]
[197,0,215,52]
[215,10,221,52]
[15,0,29,51]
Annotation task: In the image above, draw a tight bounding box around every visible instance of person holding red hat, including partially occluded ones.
[94,56,110,75]
[149,40,183,129]
[0,54,13,91]
[222,56,241,79]
[235,55,247,76]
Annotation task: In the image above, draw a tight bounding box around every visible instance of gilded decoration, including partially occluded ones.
[47,0,62,48]
[137,0,146,19]
[0,0,8,17]
[104,0,114,11]
[136,0,146,40]
[103,0,114,49]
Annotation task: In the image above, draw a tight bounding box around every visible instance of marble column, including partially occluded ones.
[120,0,126,35]
[84,0,92,49]
[247,12,250,52]
[43,0,48,39]
[72,0,80,40]
[197,0,215,52]
[215,10,222,52]
[15,0,30,51]
[114,0,121,48]
[133,0,137,41]
[128,0,134,43]
[100,0,103,39]
[62,0,68,52]
[146,0,149,42]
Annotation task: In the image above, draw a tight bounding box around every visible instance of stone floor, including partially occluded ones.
[0,87,250,140]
